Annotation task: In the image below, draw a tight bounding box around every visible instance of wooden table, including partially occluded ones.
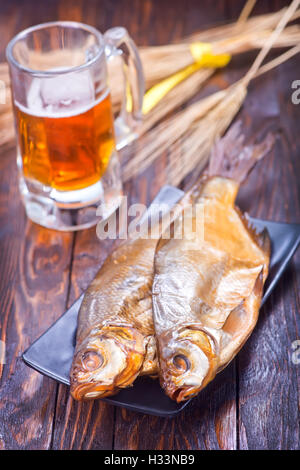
[0,0,299,450]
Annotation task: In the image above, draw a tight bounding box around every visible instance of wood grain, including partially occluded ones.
[0,145,74,449]
[237,54,300,450]
[51,229,116,450]
[0,0,298,450]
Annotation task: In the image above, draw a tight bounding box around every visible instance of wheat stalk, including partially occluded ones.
[169,46,300,187]
[110,17,300,114]
[139,24,300,136]
[167,84,247,186]
[123,0,300,186]
[0,4,299,152]
[133,7,300,92]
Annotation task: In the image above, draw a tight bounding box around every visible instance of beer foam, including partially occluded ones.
[16,72,109,118]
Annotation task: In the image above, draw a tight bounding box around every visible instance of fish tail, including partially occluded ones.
[208,120,275,183]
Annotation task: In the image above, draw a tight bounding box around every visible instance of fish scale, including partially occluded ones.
[70,122,274,402]
[151,124,274,402]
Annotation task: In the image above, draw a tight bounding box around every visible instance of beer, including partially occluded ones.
[15,88,115,192]
[7,21,143,230]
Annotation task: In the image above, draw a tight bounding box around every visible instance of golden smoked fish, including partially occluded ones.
[70,197,188,400]
[70,236,157,399]
[152,123,274,402]
[71,122,273,402]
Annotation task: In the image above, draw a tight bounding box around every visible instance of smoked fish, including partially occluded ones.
[71,122,273,402]
[70,198,188,399]
[152,123,274,402]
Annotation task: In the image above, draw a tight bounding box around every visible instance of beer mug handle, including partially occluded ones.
[104,27,144,150]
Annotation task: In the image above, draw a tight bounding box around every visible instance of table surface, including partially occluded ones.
[0,0,299,450]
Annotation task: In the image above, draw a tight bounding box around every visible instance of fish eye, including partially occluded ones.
[173,354,190,372]
[81,351,103,371]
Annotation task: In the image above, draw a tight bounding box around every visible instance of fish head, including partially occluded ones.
[70,324,145,400]
[159,325,219,402]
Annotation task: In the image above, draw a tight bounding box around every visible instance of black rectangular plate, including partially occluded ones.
[22,186,300,417]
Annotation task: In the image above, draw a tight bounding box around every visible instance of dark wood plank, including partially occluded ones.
[113,364,237,450]
[113,1,240,451]
[0,145,74,449]
[113,0,299,450]
[49,0,130,450]
[50,0,300,451]
[237,55,300,450]
[51,229,116,450]
[0,1,76,450]
[0,0,299,450]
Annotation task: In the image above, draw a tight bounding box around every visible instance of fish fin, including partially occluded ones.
[218,268,264,372]
[208,120,275,183]
[237,209,271,259]
[256,227,271,259]
[252,268,264,297]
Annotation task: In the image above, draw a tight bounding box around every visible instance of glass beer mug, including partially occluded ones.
[6,22,144,231]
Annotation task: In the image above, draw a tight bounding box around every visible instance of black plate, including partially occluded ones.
[22,186,300,417]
